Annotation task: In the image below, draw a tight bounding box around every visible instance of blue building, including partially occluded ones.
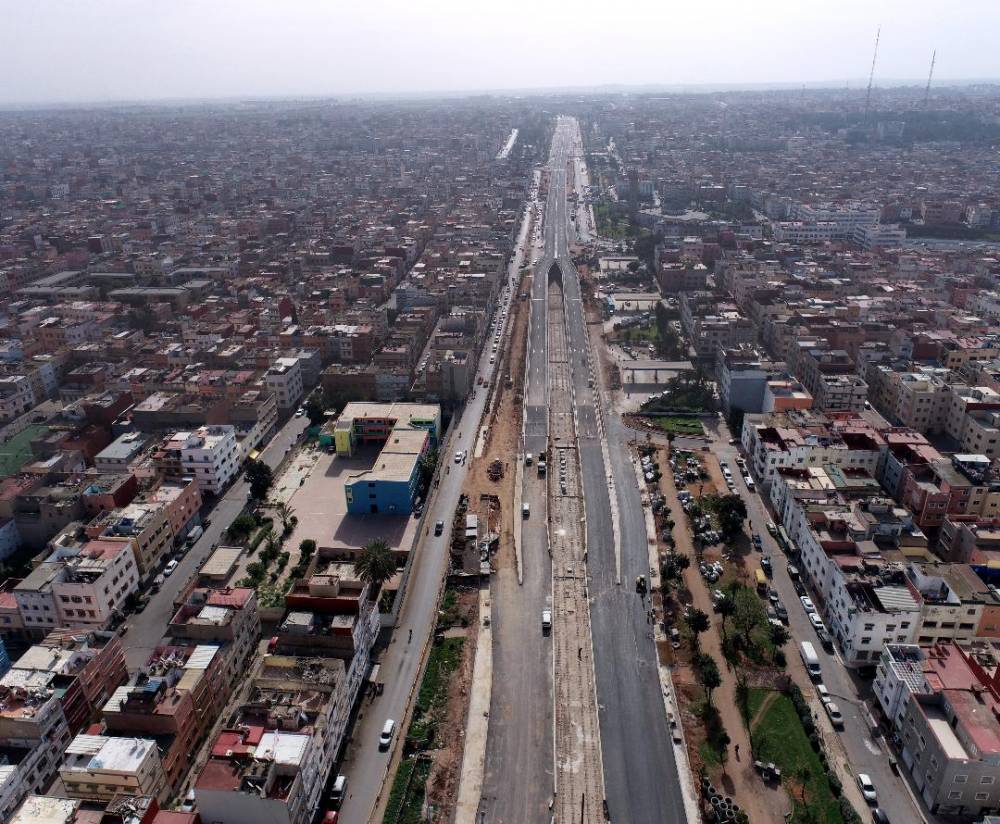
[344,427,429,515]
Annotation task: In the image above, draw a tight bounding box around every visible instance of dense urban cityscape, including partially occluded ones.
[4,70,1000,824]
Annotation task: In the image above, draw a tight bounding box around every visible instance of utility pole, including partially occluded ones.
[864,26,881,124]
[925,50,937,106]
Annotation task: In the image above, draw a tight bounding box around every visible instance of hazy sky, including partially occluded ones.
[2,0,998,105]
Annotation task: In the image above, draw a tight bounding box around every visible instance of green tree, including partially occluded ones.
[305,393,326,426]
[716,594,736,641]
[717,494,748,540]
[354,538,398,596]
[273,501,296,533]
[298,539,316,561]
[695,654,722,706]
[684,607,710,650]
[769,623,790,648]
[245,459,274,501]
[227,513,257,541]
[417,448,439,488]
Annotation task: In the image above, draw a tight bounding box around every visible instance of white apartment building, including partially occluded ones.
[179,425,240,495]
[0,375,36,422]
[13,565,62,638]
[787,201,881,240]
[773,474,921,666]
[854,222,907,250]
[771,221,837,244]
[93,431,147,474]
[60,734,166,802]
[969,291,1000,323]
[741,410,883,487]
[99,502,173,576]
[265,357,304,411]
[48,540,140,628]
[812,373,869,413]
[940,385,1000,459]
[0,683,73,818]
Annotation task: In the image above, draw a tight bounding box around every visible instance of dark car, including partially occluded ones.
[434,520,444,536]
[871,808,890,824]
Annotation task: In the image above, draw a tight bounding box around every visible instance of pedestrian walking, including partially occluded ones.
[734,743,740,760]
[408,629,413,644]
[578,646,582,660]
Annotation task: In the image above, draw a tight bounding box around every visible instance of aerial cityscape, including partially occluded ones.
[5,5,1000,824]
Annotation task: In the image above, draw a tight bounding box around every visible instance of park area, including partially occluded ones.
[652,415,704,436]
[745,687,851,824]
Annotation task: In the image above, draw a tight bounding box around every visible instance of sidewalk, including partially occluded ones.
[454,585,493,824]
[659,446,789,823]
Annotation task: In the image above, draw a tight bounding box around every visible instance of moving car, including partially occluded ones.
[379,719,396,751]
[434,520,444,536]
[856,774,877,803]
[541,609,552,631]
[164,559,179,577]
[295,407,305,417]
[454,451,463,463]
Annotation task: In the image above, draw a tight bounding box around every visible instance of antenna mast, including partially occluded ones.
[925,50,936,105]
[864,26,881,123]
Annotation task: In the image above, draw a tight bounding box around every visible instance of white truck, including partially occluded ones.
[800,641,822,680]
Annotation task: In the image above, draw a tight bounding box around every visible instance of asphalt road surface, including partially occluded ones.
[482,118,686,823]
[556,119,686,824]
[337,189,529,824]
[122,413,309,670]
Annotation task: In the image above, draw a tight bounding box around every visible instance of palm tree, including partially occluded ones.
[273,501,296,533]
[354,538,397,597]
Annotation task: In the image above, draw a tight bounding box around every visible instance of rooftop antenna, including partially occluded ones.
[864,26,881,123]
[925,49,936,105]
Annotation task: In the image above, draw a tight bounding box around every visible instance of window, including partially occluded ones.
[976,792,990,801]
[901,621,911,629]
[982,776,995,785]
[861,637,872,645]
[948,791,963,800]
[955,775,969,784]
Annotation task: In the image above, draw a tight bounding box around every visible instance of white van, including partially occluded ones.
[330,774,347,807]
[186,525,203,546]
[378,719,396,751]
[800,641,822,680]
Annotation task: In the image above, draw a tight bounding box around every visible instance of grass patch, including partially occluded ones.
[748,688,843,824]
[0,424,46,476]
[407,637,464,748]
[653,416,703,436]
[382,756,431,824]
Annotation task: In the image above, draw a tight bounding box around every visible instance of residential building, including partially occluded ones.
[60,734,167,803]
[265,358,304,411]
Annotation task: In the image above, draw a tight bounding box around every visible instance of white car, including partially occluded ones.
[454,451,463,464]
[857,773,877,803]
[164,559,179,577]
[824,700,844,728]
[809,612,825,631]
[800,595,816,613]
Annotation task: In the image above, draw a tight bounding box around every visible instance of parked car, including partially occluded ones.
[799,595,816,613]
[454,451,463,464]
[808,612,825,631]
[164,559,179,577]
[857,774,877,803]
[824,700,844,729]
